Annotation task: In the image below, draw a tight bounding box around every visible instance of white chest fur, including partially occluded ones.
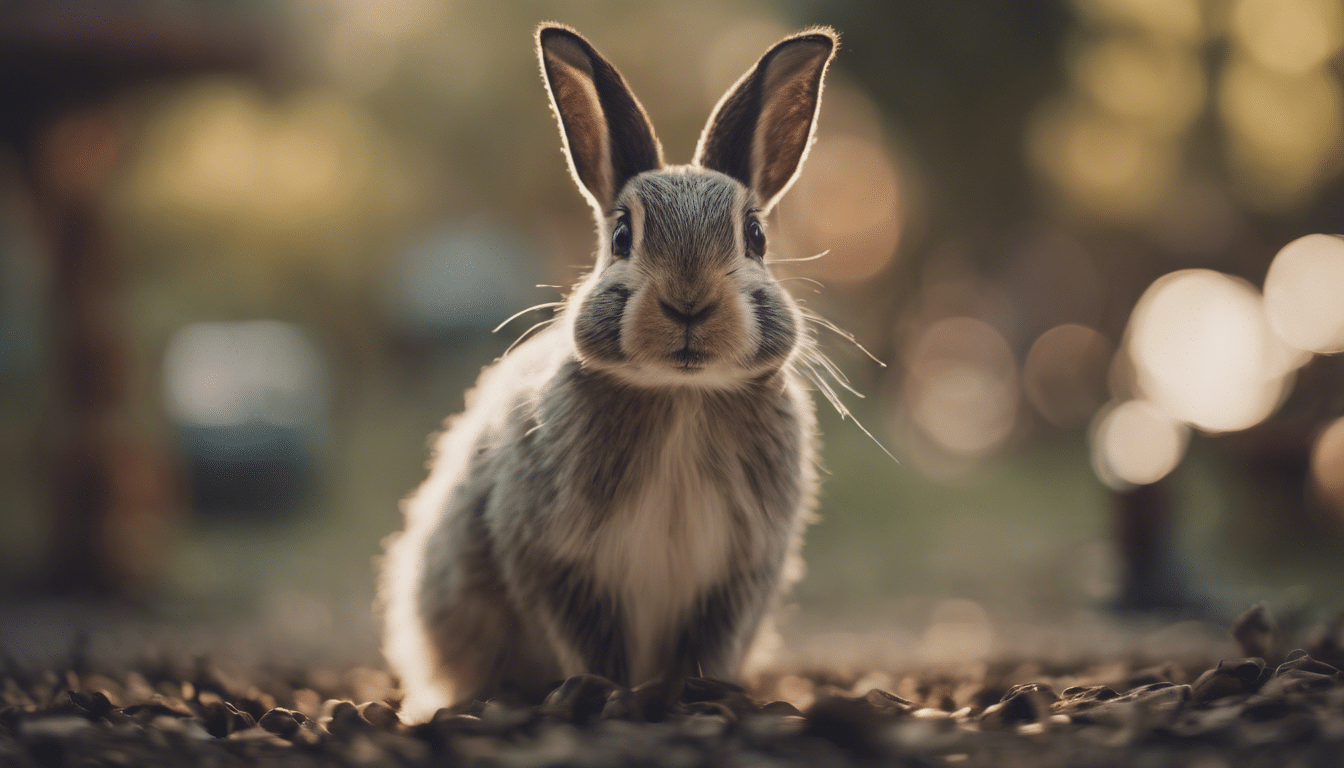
[581,399,751,682]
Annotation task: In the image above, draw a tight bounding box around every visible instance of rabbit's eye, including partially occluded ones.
[746,217,766,258]
[612,215,633,258]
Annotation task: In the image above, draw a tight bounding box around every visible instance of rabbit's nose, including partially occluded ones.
[660,299,717,327]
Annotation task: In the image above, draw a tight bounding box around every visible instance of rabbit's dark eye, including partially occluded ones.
[745,217,766,258]
[612,214,632,258]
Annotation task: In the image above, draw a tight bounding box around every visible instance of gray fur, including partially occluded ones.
[379,24,837,721]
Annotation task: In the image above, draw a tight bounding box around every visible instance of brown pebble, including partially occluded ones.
[358,700,401,731]
[1274,651,1342,678]
[1191,668,1248,703]
[978,684,1056,728]
[759,700,803,717]
[601,677,682,723]
[258,707,302,738]
[66,689,113,720]
[1052,686,1120,714]
[541,674,621,724]
[201,699,257,738]
[321,699,370,739]
[1232,603,1279,662]
[683,700,736,721]
[802,695,889,759]
[683,677,757,717]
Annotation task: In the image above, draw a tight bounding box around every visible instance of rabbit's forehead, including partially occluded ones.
[620,171,748,265]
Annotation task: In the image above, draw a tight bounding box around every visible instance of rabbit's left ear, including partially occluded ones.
[694,29,836,213]
[538,24,664,212]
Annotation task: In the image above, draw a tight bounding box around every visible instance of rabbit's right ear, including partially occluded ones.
[538,25,664,212]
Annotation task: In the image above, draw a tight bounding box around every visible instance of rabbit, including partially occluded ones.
[379,22,838,722]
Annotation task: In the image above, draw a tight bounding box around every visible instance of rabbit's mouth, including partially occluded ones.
[670,346,708,372]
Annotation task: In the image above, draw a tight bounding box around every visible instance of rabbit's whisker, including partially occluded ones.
[492,302,565,334]
[765,249,830,264]
[502,317,559,357]
[793,337,899,464]
[801,311,886,367]
[778,276,825,289]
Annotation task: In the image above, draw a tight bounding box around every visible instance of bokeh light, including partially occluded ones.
[1023,324,1114,429]
[117,79,413,288]
[1230,0,1344,76]
[779,134,903,285]
[1217,56,1344,209]
[1263,234,1344,354]
[1127,269,1300,433]
[1091,399,1190,489]
[903,317,1019,457]
[316,0,441,95]
[1069,37,1204,137]
[1028,100,1179,222]
[163,321,330,429]
[702,19,792,107]
[1071,0,1203,42]
[1310,417,1344,521]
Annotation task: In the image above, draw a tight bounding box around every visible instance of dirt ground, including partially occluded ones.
[2,604,1343,767]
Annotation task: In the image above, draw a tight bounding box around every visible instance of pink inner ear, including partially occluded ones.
[752,77,818,206]
[544,50,612,207]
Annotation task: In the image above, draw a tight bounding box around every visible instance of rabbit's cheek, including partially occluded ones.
[747,288,799,366]
[574,283,632,363]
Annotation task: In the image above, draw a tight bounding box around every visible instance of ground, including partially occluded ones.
[2,605,1343,767]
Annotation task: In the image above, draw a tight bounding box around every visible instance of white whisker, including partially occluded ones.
[492,302,565,333]
[804,346,861,396]
[502,317,559,357]
[801,310,886,367]
[779,276,826,290]
[792,330,898,464]
[766,249,831,264]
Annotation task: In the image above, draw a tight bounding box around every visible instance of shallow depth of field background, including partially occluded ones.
[2,0,1344,665]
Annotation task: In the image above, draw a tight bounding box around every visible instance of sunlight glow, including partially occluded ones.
[1029,101,1177,221]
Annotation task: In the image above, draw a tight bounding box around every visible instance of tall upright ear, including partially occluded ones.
[694,29,836,213]
[537,25,664,212]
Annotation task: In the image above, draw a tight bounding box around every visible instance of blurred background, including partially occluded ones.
[2,0,1343,666]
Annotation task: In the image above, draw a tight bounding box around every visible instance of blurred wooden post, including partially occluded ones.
[1112,477,1185,610]
[0,6,269,596]
[33,109,134,593]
